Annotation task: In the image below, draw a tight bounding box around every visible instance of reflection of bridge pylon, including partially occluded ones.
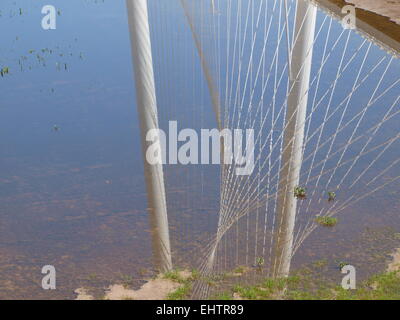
[126,0,172,273]
[211,0,219,15]
[271,0,317,278]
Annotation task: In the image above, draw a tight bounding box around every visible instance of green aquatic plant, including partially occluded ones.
[233,266,246,274]
[256,257,264,266]
[211,291,233,300]
[315,216,338,227]
[312,259,328,268]
[86,272,99,281]
[328,191,336,202]
[254,257,265,273]
[233,285,259,299]
[167,283,191,300]
[163,268,199,283]
[190,269,200,280]
[163,269,183,282]
[1,67,9,77]
[163,269,197,300]
[256,257,265,269]
[337,261,349,270]
[294,186,307,199]
[119,273,134,289]
[228,269,400,300]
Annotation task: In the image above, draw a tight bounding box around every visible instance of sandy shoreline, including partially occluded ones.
[75,249,400,300]
[75,277,181,300]
[387,248,400,272]
[75,271,192,300]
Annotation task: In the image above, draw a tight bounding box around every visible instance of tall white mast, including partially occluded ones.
[126,0,172,272]
[271,0,317,278]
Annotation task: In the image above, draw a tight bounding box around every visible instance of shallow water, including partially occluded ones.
[0,0,399,299]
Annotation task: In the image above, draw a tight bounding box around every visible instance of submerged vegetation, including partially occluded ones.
[337,261,350,270]
[223,270,400,300]
[161,257,400,300]
[315,216,338,227]
[167,283,192,300]
[328,191,336,202]
[0,66,9,77]
[255,257,265,269]
[212,250,400,300]
[164,269,199,300]
[163,269,187,283]
[294,186,307,199]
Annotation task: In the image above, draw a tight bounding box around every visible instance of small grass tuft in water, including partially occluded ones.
[166,281,192,300]
[118,273,134,289]
[163,269,187,283]
[233,285,258,299]
[294,186,307,199]
[315,216,338,227]
[223,268,400,300]
[256,257,264,267]
[163,269,202,300]
[327,191,336,202]
[86,273,98,281]
[211,291,233,300]
[337,261,349,270]
[233,266,246,274]
[190,269,200,280]
[1,67,9,77]
[312,259,328,268]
